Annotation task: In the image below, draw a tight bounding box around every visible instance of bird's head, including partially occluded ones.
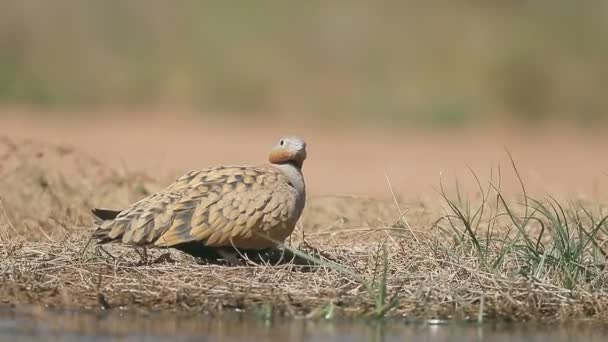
[268,136,307,169]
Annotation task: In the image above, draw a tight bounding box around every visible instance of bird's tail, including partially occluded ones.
[92,208,121,222]
[90,208,122,243]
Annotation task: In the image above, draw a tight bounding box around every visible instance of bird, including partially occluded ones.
[90,136,307,262]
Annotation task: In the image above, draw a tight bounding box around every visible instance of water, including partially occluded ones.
[1,306,606,342]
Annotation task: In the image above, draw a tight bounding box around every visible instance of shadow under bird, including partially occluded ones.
[90,136,307,263]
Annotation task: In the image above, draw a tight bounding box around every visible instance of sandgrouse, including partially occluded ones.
[91,136,307,259]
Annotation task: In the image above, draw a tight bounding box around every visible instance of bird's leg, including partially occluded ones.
[80,234,94,259]
[95,245,116,260]
[134,246,148,265]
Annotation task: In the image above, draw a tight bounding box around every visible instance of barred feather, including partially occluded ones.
[91,136,307,250]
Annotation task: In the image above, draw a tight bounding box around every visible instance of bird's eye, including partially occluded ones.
[280,140,285,146]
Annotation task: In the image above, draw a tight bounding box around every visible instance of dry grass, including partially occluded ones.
[1,136,608,322]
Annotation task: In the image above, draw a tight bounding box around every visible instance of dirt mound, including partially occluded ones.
[302,195,430,233]
[0,136,159,240]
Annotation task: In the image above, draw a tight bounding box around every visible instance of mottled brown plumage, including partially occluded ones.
[92,136,307,251]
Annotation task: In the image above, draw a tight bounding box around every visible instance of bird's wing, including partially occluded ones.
[93,165,297,247]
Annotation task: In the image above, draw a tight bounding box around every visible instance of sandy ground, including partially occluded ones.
[1,110,607,200]
[2,110,608,322]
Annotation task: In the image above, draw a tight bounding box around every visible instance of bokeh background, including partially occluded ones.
[1,1,608,199]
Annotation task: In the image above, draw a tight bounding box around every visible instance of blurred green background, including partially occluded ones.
[0,0,607,127]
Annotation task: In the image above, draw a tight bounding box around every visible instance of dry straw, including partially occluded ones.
[1,137,608,322]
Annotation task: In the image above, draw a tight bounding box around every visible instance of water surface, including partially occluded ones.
[1,307,606,342]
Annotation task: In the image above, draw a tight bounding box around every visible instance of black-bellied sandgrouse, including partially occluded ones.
[91,136,307,259]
